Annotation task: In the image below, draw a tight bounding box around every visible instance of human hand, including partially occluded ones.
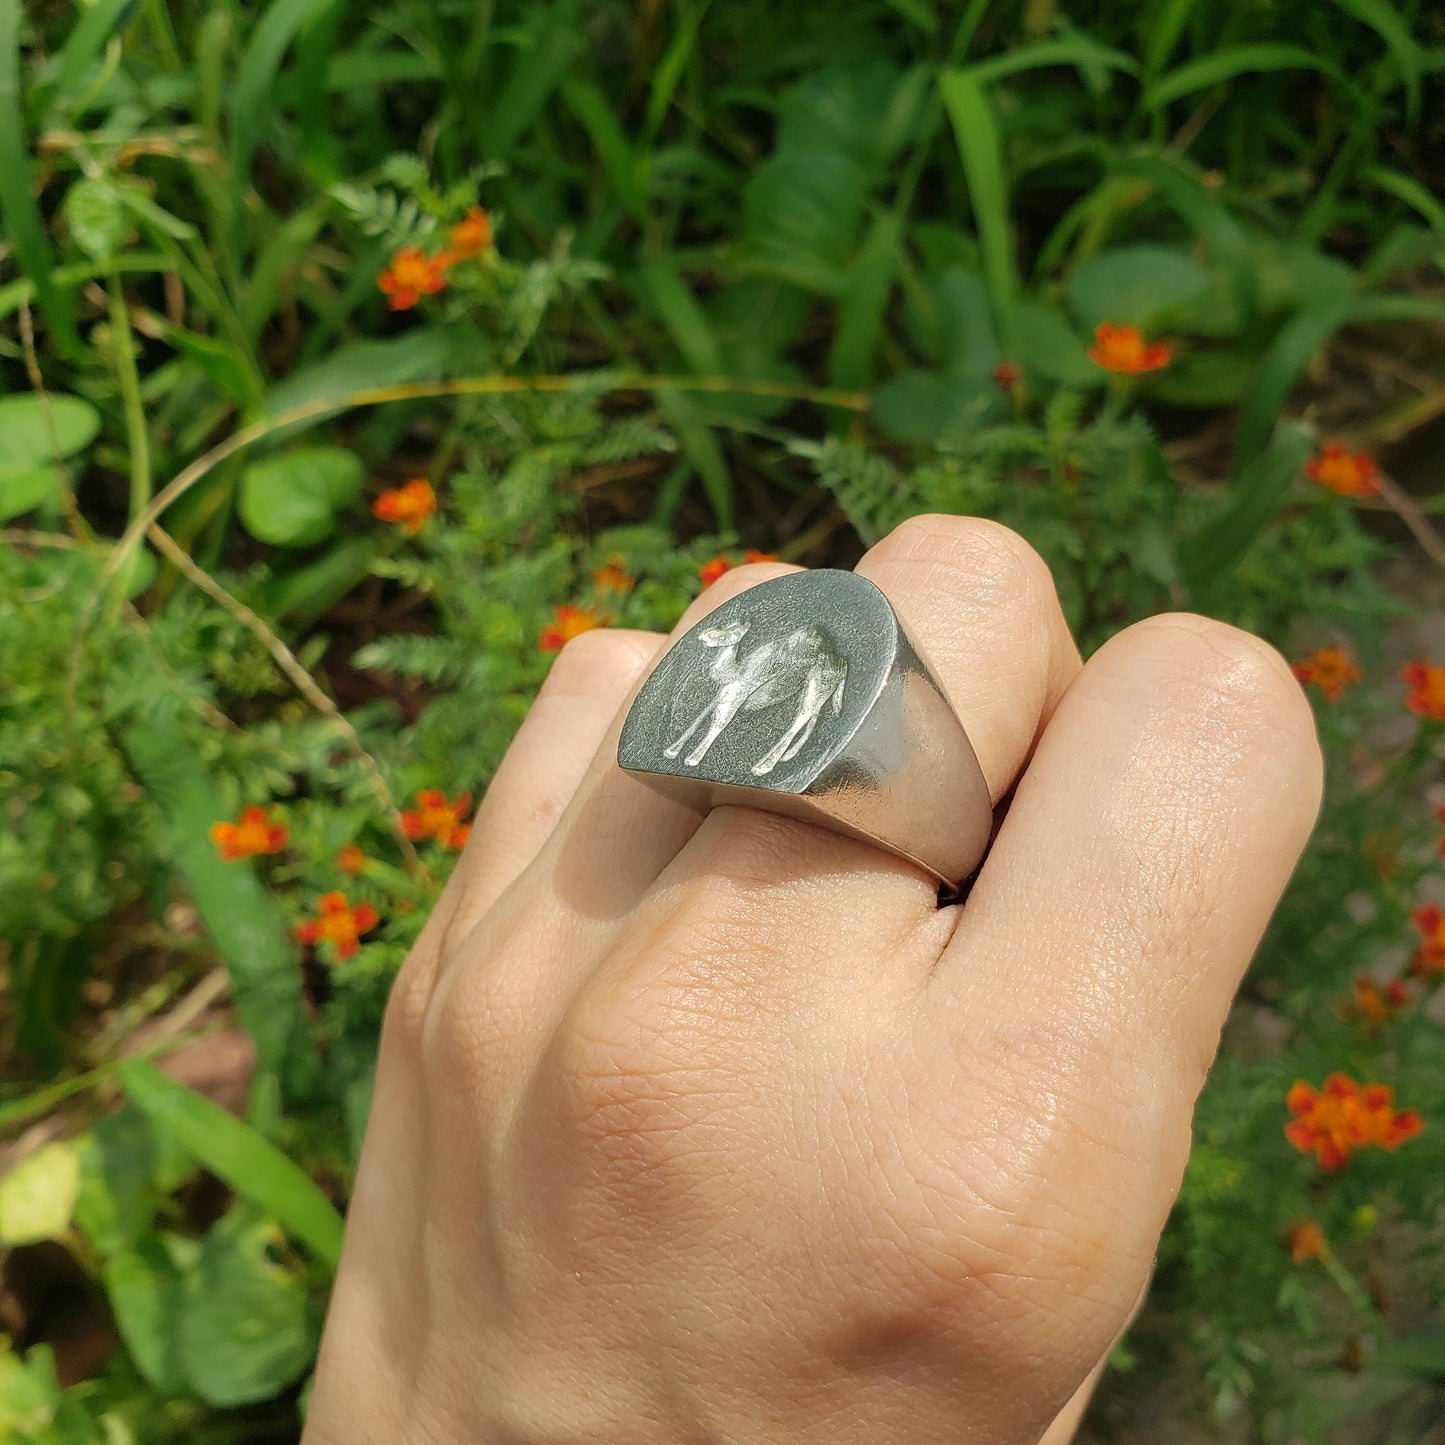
[302,515,1322,1444]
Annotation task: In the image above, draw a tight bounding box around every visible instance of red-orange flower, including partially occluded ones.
[337,844,366,875]
[1285,1072,1423,1172]
[699,549,778,589]
[1413,904,1445,976]
[371,478,436,535]
[1403,662,1445,721]
[1284,1219,1326,1263]
[377,246,449,311]
[438,206,492,264]
[401,789,472,849]
[539,603,604,652]
[1292,646,1361,702]
[209,805,288,861]
[1087,322,1173,375]
[294,891,379,961]
[1343,975,1410,1028]
[592,555,634,593]
[1306,443,1379,497]
[993,361,1023,389]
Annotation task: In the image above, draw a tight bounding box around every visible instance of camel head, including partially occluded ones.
[697,618,750,649]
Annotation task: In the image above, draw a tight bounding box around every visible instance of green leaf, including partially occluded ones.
[1364,164,1445,236]
[0,466,63,521]
[61,176,130,263]
[656,389,732,529]
[104,1234,190,1395]
[179,1211,314,1407]
[263,330,453,415]
[52,0,139,114]
[829,213,903,390]
[74,1109,158,1256]
[1012,301,1099,386]
[239,446,365,546]
[0,1142,81,1245]
[481,0,585,157]
[1067,246,1208,330]
[938,69,1016,351]
[964,36,1140,88]
[1183,424,1314,595]
[873,370,968,443]
[0,394,101,468]
[635,258,723,375]
[230,0,333,182]
[0,0,79,355]
[118,1062,344,1270]
[560,76,648,226]
[1234,298,1351,472]
[1145,44,1342,110]
[117,714,314,1083]
[1328,0,1423,119]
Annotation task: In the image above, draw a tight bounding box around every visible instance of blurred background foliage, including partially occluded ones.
[2,0,1445,1439]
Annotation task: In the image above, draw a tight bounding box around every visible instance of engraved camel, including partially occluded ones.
[664,618,847,776]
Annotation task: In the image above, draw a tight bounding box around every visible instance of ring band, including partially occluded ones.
[618,569,993,888]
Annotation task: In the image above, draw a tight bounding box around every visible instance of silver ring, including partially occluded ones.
[618,569,992,889]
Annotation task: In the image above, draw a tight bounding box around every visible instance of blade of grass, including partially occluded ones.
[230,0,332,184]
[939,68,1018,352]
[1328,0,1422,119]
[561,76,649,226]
[643,0,710,142]
[635,258,723,374]
[965,37,1140,89]
[117,710,318,1089]
[0,0,80,356]
[1363,165,1445,237]
[656,388,733,529]
[53,0,138,112]
[481,0,585,158]
[1143,0,1198,80]
[1234,298,1351,473]
[1145,44,1342,110]
[1183,424,1313,597]
[829,212,902,390]
[118,1060,344,1271]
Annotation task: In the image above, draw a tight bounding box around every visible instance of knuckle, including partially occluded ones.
[877,514,1058,607]
[540,627,658,700]
[1124,612,1321,752]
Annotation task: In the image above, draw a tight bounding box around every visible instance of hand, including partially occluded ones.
[302,516,1322,1444]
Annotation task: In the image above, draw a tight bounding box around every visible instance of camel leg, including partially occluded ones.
[779,708,821,763]
[685,695,740,767]
[753,707,815,776]
[664,704,714,759]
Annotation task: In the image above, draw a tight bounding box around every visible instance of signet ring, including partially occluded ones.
[618,569,993,889]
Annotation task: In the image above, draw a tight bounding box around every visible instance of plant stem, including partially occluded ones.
[107,272,151,603]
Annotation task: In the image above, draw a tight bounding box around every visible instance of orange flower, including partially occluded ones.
[539,603,604,652]
[1306,443,1378,498]
[1403,662,1445,721]
[992,361,1022,389]
[337,844,366,875]
[1087,322,1174,375]
[401,789,472,849]
[1343,975,1410,1027]
[1413,904,1445,976]
[699,549,778,589]
[1285,1072,1423,1172]
[377,246,449,311]
[371,478,436,535]
[294,891,379,961]
[1284,1219,1326,1263]
[438,206,492,264]
[592,555,634,593]
[1292,646,1361,702]
[209,805,288,861]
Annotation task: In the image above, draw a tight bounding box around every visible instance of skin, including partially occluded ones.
[302,515,1323,1444]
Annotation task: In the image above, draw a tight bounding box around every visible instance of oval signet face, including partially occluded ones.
[618,569,898,795]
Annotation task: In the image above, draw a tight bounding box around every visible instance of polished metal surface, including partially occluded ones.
[618,569,993,888]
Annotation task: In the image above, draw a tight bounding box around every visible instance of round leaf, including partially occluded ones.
[179,1212,313,1407]
[239,446,365,547]
[1012,302,1101,387]
[0,394,101,469]
[0,1142,81,1245]
[63,176,131,263]
[0,465,63,521]
[1067,246,1208,330]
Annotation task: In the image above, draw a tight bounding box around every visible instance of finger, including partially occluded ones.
[650,516,1082,930]
[538,561,802,920]
[927,614,1321,1310]
[441,628,666,948]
